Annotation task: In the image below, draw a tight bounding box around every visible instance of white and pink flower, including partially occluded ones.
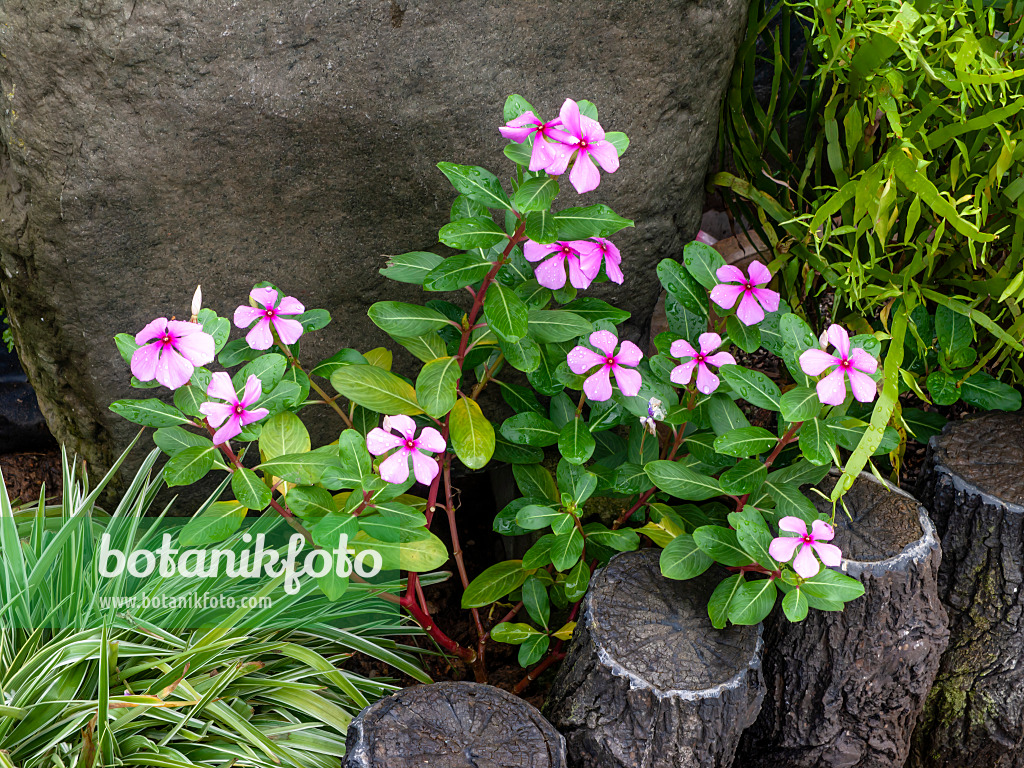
[567,330,643,402]
[769,516,843,579]
[366,415,446,486]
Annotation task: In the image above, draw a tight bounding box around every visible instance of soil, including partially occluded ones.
[0,449,62,506]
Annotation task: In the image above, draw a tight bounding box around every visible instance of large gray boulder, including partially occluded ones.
[0,0,747,480]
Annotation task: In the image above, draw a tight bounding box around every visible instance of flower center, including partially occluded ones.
[265,308,277,318]
[579,140,589,149]
[161,334,171,344]
[605,355,616,367]
[695,353,706,364]
[801,535,814,544]
[404,439,417,450]
[561,247,572,256]
[234,404,245,415]
[839,358,850,369]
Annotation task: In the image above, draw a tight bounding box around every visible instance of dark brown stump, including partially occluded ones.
[910,412,1024,768]
[544,549,764,768]
[737,471,948,768]
[343,681,567,768]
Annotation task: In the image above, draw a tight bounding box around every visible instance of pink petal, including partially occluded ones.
[849,347,878,375]
[578,114,605,143]
[735,291,766,326]
[826,325,851,358]
[694,363,720,395]
[241,374,263,407]
[130,342,161,382]
[698,332,723,355]
[816,368,849,406]
[769,536,801,563]
[612,365,642,398]
[670,360,696,386]
[847,369,878,403]
[135,318,169,345]
[199,401,234,428]
[240,407,270,426]
[211,415,242,446]
[751,287,780,314]
[559,99,582,139]
[566,255,595,289]
[533,256,567,290]
[778,516,809,535]
[615,340,643,367]
[206,371,238,403]
[567,345,606,375]
[705,351,736,367]
[800,349,839,377]
[583,369,613,402]
[568,153,601,194]
[793,544,821,578]
[276,296,305,315]
[587,141,619,174]
[528,138,557,171]
[250,286,278,309]
[589,330,618,356]
[503,111,541,129]
[272,316,304,346]
[524,240,560,263]
[543,143,574,176]
[417,426,447,453]
[499,112,539,142]
[810,519,834,541]
[670,339,697,359]
[812,541,843,567]
[366,428,404,456]
[715,265,746,284]
[385,415,418,439]
[155,349,194,391]
[234,305,264,329]
[746,260,772,286]
[604,253,624,284]
[245,319,275,351]
[171,325,215,367]
[379,450,411,484]
[575,247,602,281]
[410,450,440,485]
[710,283,745,311]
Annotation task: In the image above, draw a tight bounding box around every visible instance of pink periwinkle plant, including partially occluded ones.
[200,372,270,445]
[366,415,447,486]
[130,318,216,391]
[669,333,736,395]
[769,516,843,578]
[524,239,599,290]
[234,287,306,351]
[567,330,643,402]
[710,260,781,326]
[799,324,879,406]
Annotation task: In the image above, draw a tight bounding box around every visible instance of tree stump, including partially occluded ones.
[911,412,1024,768]
[343,681,568,768]
[737,471,948,768]
[544,549,764,768]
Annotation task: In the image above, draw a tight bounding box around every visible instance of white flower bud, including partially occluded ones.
[190,285,203,322]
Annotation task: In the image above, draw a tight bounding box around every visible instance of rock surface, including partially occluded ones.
[0,0,748,479]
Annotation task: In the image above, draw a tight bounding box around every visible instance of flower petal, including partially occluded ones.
[528,137,556,171]
[827,324,851,358]
[241,374,263,407]
[276,295,305,315]
[417,426,447,454]
[523,240,559,263]
[710,283,745,310]
[751,287,781,314]
[778,516,808,535]
[568,153,601,194]
[735,291,766,326]
[695,363,721,395]
[579,114,605,143]
[669,339,697,359]
[410,450,440,486]
[816,368,849,406]
[272,316,304,346]
[746,260,772,286]
[704,351,737,368]
[566,255,595,289]
[378,450,411,484]
[533,255,567,290]
[245,319,275,351]
[799,348,838,377]
[211,415,242,446]
[171,324,216,366]
[199,401,234,428]
[250,286,278,309]
[366,427,404,456]
[849,347,878,375]
[543,143,574,176]
[615,340,643,368]
[812,541,843,567]
[769,535,801,563]
[155,348,194,390]
[613,365,642,397]
[792,544,821,578]
[583,368,613,402]
[240,407,270,426]
[234,305,264,329]
[810,519,835,541]
[589,330,618,356]
[587,140,619,173]
[670,360,696,386]
[603,252,624,284]
[135,317,169,345]
[559,99,582,139]
[206,371,238,403]
[130,342,161,382]
[848,369,878,403]
[567,345,606,375]
[698,332,723,356]
[386,415,418,439]
[715,265,746,284]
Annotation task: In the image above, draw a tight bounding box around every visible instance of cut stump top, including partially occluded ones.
[587,549,761,695]
[930,411,1024,507]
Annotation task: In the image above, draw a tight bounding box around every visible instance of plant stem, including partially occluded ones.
[275,341,354,430]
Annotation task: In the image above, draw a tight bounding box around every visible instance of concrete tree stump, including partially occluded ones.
[544,549,764,768]
[344,681,567,768]
[738,471,948,768]
[911,412,1024,768]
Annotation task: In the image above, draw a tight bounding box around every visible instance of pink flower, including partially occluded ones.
[366,415,446,486]
[669,333,736,395]
[130,318,216,391]
[199,373,270,445]
[234,287,305,351]
[567,330,643,402]
[499,111,566,173]
[798,325,878,406]
[768,516,843,578]
[576,237,623,284]
[545,99,619,194]
[709,261,781,326]
[524,239,600,290]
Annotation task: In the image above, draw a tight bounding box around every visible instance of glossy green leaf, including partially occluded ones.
[719,459,767,495]
[657,258,708,317]
[462,561,528,608]
[484,282,529,342]
[660,534,713,580]
[415,356,461,419]
[449,397,495,470]
[527,310,593,343]
[682,240,726,290]
[799,418,836,466]
[645,460,722,500]
[720,365,783,411]
[558,417,596,465]
[109,398,191,428]
[780,386,821,422]
[368,301,451,338]
[380,251,444,284]
[437,162,512,210]
[693,525,755,566]
[726,314,761,353]
[714,426,778,457]
[513,176,560,212]
[179,501,246,546]
[164,446,216,487]
[553,204,634,240]
[728,578,777,625]
[232,467,272,510]
[708,574,744,629]
[513,463,559,502]
[499,335,542,372]
[423,254,493,292]
[960,372,1022,411]
[501,412,560,447]
[550,528,585,571]
[782,587,809,621]
[331,365,423,415]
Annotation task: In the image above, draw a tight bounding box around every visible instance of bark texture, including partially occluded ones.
[344,681,567,768]
[911,412,1024,768]
[544,549,764,768]
[737,471,948,768]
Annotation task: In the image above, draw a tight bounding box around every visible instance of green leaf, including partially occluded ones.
[960,372,1022,411]
[660,534,713,580]
[257,450,345,486]
[719,459,767,495]
[152,427,225,467]
[172,384,206,418]
[519,633,550,667]
[779,313,817,354]
[164,445,217,487]
[491,622,541,645]
[198,308,231,353]
[484,282,529,342]
[451,194,489,221]
[503,94,535,121]
[558,418,595,465]
[179,501,246,546]
[782,588,809,622]
[259,411,311,461]
[232,467,272,510]
[395,332,449,364]
[493,436,544,464]
[707,393,751,434]
[903,408,947,442]
[657,259,708,317]
[110,398,191,428]
[380,251,444,284]
[331,365,423,415]
[714,426,778,457]
[501,412,560,447]
[449,397,495,470]
[766,480,820,523]
[296,308,331,332]
[516,504,563,531]
[309,348,367,378]
[561,298,630,325]
[499,335,542,373]
[799,418,836,466]
[368,301,451,338]
[926,371,961,405]
[513,176,560,213]
[499,381,544,414]
[415,356,461,419]
[935,304,973,359]
[719,365,782,411]
[287,485,338,521]
[645,460,722,500]
[558,461,599,506]
[437,162,512,210]
[564,559,591,602]
[439,216,507,250]
[311,511,359,550]
[513,463,559,503]
[708,574,744,629]
[728,579,777,625]
[550,528,585,571]
[732,513,778,570]
[553,204,634,240]
[233,353,288,394]
[780,386,821,422]
[726,315,761,354]
[605,131,629,157]
[693,525,755,566]
[527,310,593,343]
[524,209,557,243]
[799,568,865,603]
[682,240,726,290]
[462,561,528,608]
[423,254,493,292]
